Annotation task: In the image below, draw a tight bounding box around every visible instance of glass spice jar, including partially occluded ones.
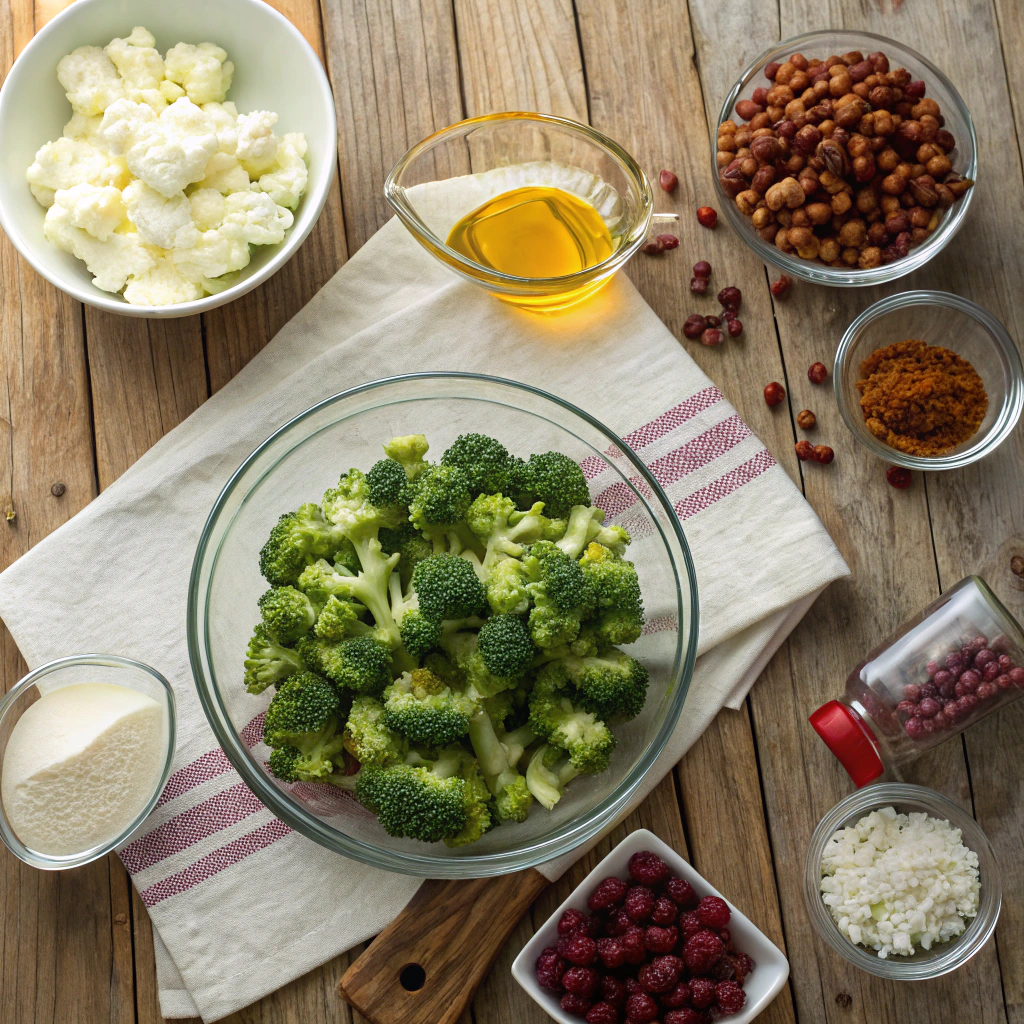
[810,576,1024,786]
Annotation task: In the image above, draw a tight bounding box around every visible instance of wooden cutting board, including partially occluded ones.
[338,869,549,1024]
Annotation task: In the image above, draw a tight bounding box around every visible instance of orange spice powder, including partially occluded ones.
[856,339,988,457]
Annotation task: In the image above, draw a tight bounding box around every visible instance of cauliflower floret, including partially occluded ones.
[63,112,103,145]
[124,256,204,305]
[171,227,250,283]
[202,101,240,154]
[44,206,155,292]
[164,42,234,104]
[235,110,278,175]
[104,26,166,109]
[122,179,199,249]
[189,188,226,231]
[258,132,308,210]
[100,97,217,197]
[219,190,293,245]
[50,184,126,241]
[56,45,125,116]
[159,80,185,103]
[194,152,250,193]
[26,138,115,207]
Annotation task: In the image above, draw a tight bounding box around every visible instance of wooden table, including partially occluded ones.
[2,1,1023,1022]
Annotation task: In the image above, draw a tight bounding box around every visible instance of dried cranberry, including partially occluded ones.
[620,927,647,964]
[718,286,742,311]
[664,1011,704,1024]
[764,382,786,406]
[639,960,679,994]
[957,693,980,715]
[970,636,989,650]
[977,682,999,700]
[690,276,709,294]
[727,317,743,338]
[665,876,698,908]
[886,466,912,488]
[931,711,950,730]
[998,654,1014,671]
[983,661,1001,683]
[561,992,593,1016]
[931,671,950,691]
[625,991,660,1023]
[696,896,731,930]
[642,238,666,255]
[679,910,703,938]
[660,169,679,192]
[661,981,692,1009]
[705,314,722,328]
[683,314,708,339]
[644,924,679,954]
[905,80,926,100]
[1011,667,1024,687]
[770,274,792,298]
[559,908,588,935]
[584,1003,618,1024]
[683,931,725,974]
[920,681,938,699]
[715,980,747,1016]
[904,716,925,739]
[926,661,940,678]
[589,877,628,911]
[597,937,626,969]
[658,234,680,250]
[701,328,724,346]
[651,895,680,926]
[562,934,599,966]
[808,361,828,384]
[973,649,996,669]
[624,885,656,922]
[697,206,718,228]
[601,975,628,1009]
[693,260,712,278]
[960,670,981,692]
[535,947,567,991]
[918,698,940,718]
[996,673,1014,690]
[563,966,601,998]
[689,977,717,1008]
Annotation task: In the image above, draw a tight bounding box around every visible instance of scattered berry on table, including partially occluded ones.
[764,382,786,406]
[690,276,709,294]
[701,328,724,346]
[693,260,712,278]
[770,274,792,297]
[588,877,628,911]
[658,234,680,249]
[642,238,666,255]
[697,895,731,930]
[665,876,697,908]
[683,314,708,339]
[718,286,742,311]
[814,445,835,465]
[808,361,828,384]
[660,169,679,192]
[886,465,912,489]
[697,205,718,228]
[795,440,816,461]
[727,317,744,338]
[705,314,722,328]
[796,409,816,429]
[689,976,717,1007]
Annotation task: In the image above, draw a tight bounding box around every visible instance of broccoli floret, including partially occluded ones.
[343,695,406,766]
[258,503,348,586]
[477,614,535,679]
[366,458,410,510]
[523,541,596,650]
[412,553,487,622]
[440,629,520,699]
[300,635,392,694]
[441,433,514,495]
[258,586,321,644]
[525,743,581,810]
[263,671,347,781]
[355,745,470,843]
[557,505,631,559]
[467,708,533,822]
[513,452,590,518]
[445,758,494,847]
[561,648,649,722]
[484,556,530,616]
[408,464,472,531]
[528,663,615,773]
[382,668,477,746]
[466,494,555,570]
[383,434,430,480]
[379,520,433,587]
[333,538,361,575]
[398,610,442,657]
[579,542,644,647]
[314,595,370,642]
[244,623,305,693]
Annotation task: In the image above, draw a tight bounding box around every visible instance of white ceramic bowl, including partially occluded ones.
[0,0,336,318]
[512,829,790,1024]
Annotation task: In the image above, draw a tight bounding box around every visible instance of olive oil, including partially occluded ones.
[446,186,614,279]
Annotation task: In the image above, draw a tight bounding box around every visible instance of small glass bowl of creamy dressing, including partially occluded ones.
[0,655,175,870]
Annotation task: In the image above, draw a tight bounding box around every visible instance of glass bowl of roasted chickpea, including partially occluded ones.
[712,31,977,287]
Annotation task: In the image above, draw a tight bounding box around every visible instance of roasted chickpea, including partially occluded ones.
[858,245,883,268]
[831,191,853,215]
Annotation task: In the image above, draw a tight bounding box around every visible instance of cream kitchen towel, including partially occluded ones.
[0,176,848,1021]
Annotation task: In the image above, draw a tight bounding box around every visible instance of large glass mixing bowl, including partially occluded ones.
[188,374,698,877]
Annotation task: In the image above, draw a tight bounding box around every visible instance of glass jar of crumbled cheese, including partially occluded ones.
[809,576,1024,787]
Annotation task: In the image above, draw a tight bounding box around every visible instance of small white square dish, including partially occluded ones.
[512,829,790,1024]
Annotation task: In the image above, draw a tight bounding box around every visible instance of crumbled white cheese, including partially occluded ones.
[820,806,981,958]
[29,27,308,305]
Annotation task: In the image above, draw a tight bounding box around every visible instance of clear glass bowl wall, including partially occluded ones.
[713,30,977,287]
[189,374,698,877]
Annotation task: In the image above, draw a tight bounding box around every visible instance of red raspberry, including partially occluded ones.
[559,908,588,935]
[563,966,600,999]
[697,896,731,930]
[730,951,755,983]
[601,975,628,1009]
[588,876,628,911]
[535,947,567,991]
[624,885,656,922]
[651,895,680,926]
[639,960,678,994]
[561,992,593,1016]
[715,980,746,1016]
[644,924,679,954]
[585,1002,620,1024]
[562,934,598,966]
[597,937,626,969]
[605,907,632,936]
[628,850,671,886]
[660,981,692,1009]
[625,991,660,1023]
[710,957,735,980]
[664,1011,705,1024]
[689,977,717,1009]
[679,910,703,938]
[620,927,647,965]
[625,977,644,996]
[665,876,698,908]
[683,931,725,975]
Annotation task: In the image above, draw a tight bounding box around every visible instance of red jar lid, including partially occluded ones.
[809,701,885,787]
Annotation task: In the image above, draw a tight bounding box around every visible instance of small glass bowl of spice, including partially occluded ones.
[835,291,1023,470]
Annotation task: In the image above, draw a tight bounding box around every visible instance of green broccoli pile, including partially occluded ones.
[243,432,649,847]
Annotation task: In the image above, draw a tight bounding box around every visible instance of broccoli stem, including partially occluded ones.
[468,709,521,799]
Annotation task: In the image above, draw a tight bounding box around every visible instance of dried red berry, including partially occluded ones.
[601,975,628,1008]
[625,991,660,1023]
[559,908,588,935]
[535,947,567,991]
[562,934,598,966]
[718,286,742,311]
[696,896,731,931]
[660,169,679,192]
[689,977,717,1008]
[660,981,692,1009]
[624,885,656,922]
[886,466,912,488]
[808,361,828,384]
[813,445,835,465]
[642,238,666,255]
[665,876,698,908]
[1010,667,1024,686]
[764,382,786,406]
[770,274,792,297]
[701,328,724,346]
[658,233,680,250]
[585,1002,619,1024]
[644,924,679,954]
[561,992,593,1016]
[597,937,626,969]
[683,930,725,975]
[705,314,722,328]
[716,980,747,1016]
[564,966,601,998]
[693,260,712,278]
[679,910,703,938]
[683,314,708,339]
[795,440,816,461]
[664,1010,704,1024]
[589,877,628,911]
[690,276,709,294]
[697,206,718,228]
[726,318,743,338]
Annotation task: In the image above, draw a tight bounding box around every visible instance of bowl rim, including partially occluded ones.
[803,782,1001,979]
[833,290,1024,470]
[383,111,654,289]
[187,372,700,876]
[0,0,338,319]
[712,29,978,288]
[0,654,177,870]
